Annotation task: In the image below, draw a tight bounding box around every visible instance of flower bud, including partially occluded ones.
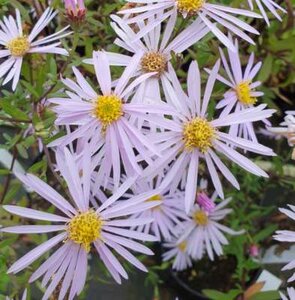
[64,0,86,26]
[197,192,216,213]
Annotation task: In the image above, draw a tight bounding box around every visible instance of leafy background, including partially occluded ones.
[0,0,294,299]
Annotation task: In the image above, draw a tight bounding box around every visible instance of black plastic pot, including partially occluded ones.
[171,271,209,300]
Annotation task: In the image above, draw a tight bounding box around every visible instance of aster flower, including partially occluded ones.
[162,237,193,271]
[125,177,188,241]
[119,0,262,51]
[178,197,243,260]
[209,38,265,142]
[280,288,295,300]
[274,205,295,282]
[0,8,70,90]
[247,0,286,26]
[85,14,209,101]
[268,112,295,160]
[48,50,177,190]
[143,60,275,213]
[1,148,160,299]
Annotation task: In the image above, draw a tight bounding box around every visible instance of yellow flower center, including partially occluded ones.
[193,210,209,226]
[146,194,162,202]
[183,118,216,153]
[177,0,205,15]
[7,36,30,57]
[146,194,162,210]
[140,52,167,76]
[67,210,102,252]
[236,81,257,105]
[178,241,187,252]
[94,95,123,130]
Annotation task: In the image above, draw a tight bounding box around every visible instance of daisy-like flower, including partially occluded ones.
[268,112,295,160]
[126,177,188,241]
[119,0,262,51]
[48,50,176,190]
[280,288,295,300]
[178,197,243,260]
[247,0,286,26]
[144,60,275,212]
[85,14,209,101]
[210,38,265,142]
[0,8,70,90]
[1,148,160,299]
[274,205,295,282]
[162,237,193,271]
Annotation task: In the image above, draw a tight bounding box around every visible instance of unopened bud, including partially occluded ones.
[64,0,86,27]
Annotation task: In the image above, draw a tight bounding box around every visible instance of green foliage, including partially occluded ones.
[0,0,294,299]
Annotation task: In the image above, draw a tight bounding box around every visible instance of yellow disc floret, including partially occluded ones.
[68,210,102,252]
[178,241,187,252]
[177,0,205,15]
[236,81,257,105]
[146,194,162,202]
[146,194,162,210]
[94,94,123,129]
[141,52,167,76]
[7,36,30,57]
[183,117,216,153]
[193,210,209,226]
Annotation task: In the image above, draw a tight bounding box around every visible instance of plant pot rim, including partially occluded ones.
[171,271,209,300]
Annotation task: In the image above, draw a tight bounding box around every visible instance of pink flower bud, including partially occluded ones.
[249,244,259,257]
[197,192,216,213]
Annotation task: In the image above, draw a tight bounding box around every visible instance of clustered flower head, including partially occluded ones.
[0,0,290,298]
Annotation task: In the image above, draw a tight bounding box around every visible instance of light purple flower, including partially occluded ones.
[85,13,209,102]
[48,50,177,190]
[119,0,262,51]
[274,205,295,282]
[1,148,160,299]
[126,177,188,241]
[178,198,243,260]
[0,8,71,90]
[143,59,275,212]
[247,0,286,26]
[209,38,266,142]
[162,237,193,271]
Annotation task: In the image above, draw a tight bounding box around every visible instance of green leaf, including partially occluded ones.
[202,289,240,300]
[0,99,29,121]
[249,291,280,300]
[0,169,10,175]
[257,54,273,82]
[253,224,278,243]
[16,143,28,159]
[0,237,18,248]
[20,80,40,98]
